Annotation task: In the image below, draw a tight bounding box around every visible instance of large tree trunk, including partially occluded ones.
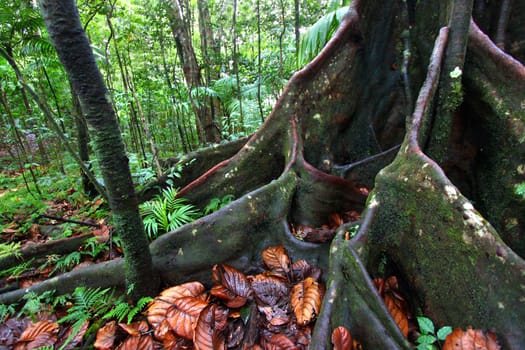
[3,0,525,348]
[38,0,159,299]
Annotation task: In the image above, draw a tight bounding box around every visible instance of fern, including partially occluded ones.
[82,236,109,258]
[0,303,17,322]
[58,287,113,349]
[140,187,200,240]
[18,290,56,322]
[127,296,153,323]
[0,241,21,259]
[59,287,112,324]
[50,251,82,275]
[102,296,153,324]
[102,301,131,322]
[0,258,35,278]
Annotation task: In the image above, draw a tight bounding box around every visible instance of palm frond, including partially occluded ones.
[20,35,55,56]
[12,8,44,32]
[298,6,350,67]
[211,75,237,100]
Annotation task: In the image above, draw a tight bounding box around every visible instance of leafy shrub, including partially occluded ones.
[416,316,452,350]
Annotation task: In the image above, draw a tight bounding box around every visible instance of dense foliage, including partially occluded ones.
[0,0,347,178]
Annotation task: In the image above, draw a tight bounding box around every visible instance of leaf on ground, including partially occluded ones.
[375,276,411,337]
[166,296,209,340]
[224,317,245,348]
[259,303,291,326]
[153,319,192,349]
[114,334,155,350]
[58,320,89,350]
[16,320,59,348]
[94,320,117,350]
[291,277,324,326]
[442,327,501,350]
[261,245,291,275]
[119,320,149,337]
[291,259,322,282]
[384,294,409,337]
[332,326,352,350]
[146,281,206,328]
[0,317,30,347]
[211,264,251,308]
[249,273,289,306]
[193,304,228,350]
[93,223,110,242]
[373,277,385,296]
[267,333,299,349]
[328,213,344,227]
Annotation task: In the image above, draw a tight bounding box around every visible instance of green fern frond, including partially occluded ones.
[101,296,153,324]
[10,7,44,33]
[59,287,112,324]
[211,75,238,100]
[127,296,153,323]
[102,301,132,323]
[0,258,35,278]
[51,251,81,275]
[18,290,56,321]
[0,303,17,322]
[0,241,21,259]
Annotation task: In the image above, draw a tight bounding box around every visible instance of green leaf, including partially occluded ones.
[417,316,435,335]
[416,344,437,350]
[437,326,453,340]
[417,334,437,345]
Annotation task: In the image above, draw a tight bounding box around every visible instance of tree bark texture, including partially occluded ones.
[38,0,159,299]
[168,0,221,144]
[4,0,525,348]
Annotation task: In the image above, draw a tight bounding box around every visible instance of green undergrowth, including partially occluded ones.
[0,285,152,349]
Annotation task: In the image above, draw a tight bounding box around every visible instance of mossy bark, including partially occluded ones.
[368,151,525,348]
[39,0,158,299]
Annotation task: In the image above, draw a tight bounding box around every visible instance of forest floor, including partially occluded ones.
[0,163,500,349]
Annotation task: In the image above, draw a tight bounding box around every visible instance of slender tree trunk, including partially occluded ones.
[38,0,159,299]
[257,0,264,122]
[105,6,147,161]
[294,0,300,56]
[0,85,42,197]
[197,0,223,132]
[232,0,244,132]
[158,33,191,153]
[71,87,98,198]
[167,0,221,144]
[278,0,286,81]
[0,47,107,200]
[125,43,163,176]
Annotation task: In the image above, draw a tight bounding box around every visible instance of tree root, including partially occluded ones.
[2,3,525,349]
